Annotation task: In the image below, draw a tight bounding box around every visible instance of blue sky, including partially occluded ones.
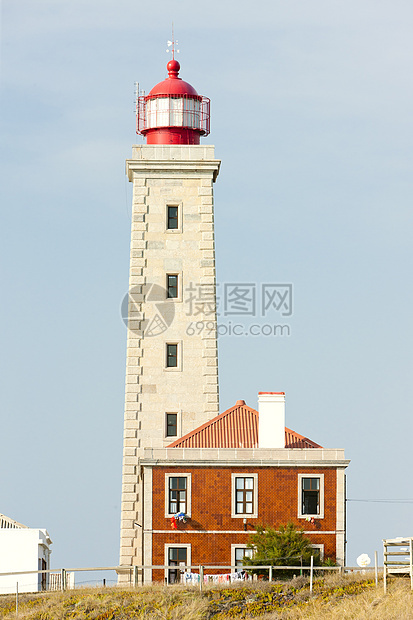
[1,0,412,572]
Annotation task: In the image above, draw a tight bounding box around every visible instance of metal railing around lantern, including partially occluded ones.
[136,94,210,136]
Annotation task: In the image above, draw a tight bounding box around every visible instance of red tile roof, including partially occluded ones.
[167,400,322,449]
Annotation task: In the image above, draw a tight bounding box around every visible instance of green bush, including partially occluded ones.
[242,521,322,579]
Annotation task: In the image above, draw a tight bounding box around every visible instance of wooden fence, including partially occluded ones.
[0,561,382,596]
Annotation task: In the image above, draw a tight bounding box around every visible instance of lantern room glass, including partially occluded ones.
[146,97,201,130]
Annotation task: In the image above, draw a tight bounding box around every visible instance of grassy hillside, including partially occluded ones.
[0,574,412,619]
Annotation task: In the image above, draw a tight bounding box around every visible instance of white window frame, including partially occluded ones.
[165,203,182,233]
[164,341,182,372]
[164,544,191,583]
[165,473,192,518]
[231,473,258,519]
[298,473,324,519]
[164,411,181,439]
[310,544,324,561]
[231,544,254,571]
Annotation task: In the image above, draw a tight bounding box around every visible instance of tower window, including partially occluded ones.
[167,274,178,299]
[166,413,178,437]
[166,344,178,368]
[167,206,178,230]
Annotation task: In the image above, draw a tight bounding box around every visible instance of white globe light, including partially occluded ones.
[356,553,371,567]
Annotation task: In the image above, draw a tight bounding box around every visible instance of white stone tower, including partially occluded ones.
[119,57,220,576]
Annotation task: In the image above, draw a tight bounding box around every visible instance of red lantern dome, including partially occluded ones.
[136,60,210,145]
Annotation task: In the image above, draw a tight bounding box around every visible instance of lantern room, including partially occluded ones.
[136,60,210,145]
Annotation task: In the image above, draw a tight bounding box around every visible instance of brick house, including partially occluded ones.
[139,393,349,583]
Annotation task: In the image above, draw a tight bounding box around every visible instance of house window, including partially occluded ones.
[298,474,324,519]
[167,206,179,230]
[310,544,324,561]
[166,344,178,368]
[302,478,319,514]
[236,477,254,514]
[231,473,258,518]
[165,473,191,517]
[169,477,187,514]
[165,544,191,584]
[166,274,178,299]
[234,547,253,571]
[166,413,178,437]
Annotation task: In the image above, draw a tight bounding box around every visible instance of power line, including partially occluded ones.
[347,499,413,504]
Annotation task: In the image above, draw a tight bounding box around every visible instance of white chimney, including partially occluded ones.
[258,392,285,449]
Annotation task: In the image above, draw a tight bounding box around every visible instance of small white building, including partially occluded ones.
[0,513,52,594]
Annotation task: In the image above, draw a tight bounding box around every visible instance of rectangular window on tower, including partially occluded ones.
[166,413,178,437]
[167,205,179,230]
[166,274,178,299]
[166,343,178,368]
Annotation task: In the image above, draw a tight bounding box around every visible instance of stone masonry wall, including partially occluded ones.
[119,146,221,574]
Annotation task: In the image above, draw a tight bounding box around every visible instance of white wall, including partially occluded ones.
[0,529,52,594]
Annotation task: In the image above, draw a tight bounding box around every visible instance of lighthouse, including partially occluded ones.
[118,57,220,579]
[137,58,210,145]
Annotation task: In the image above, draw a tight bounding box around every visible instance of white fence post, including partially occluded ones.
[309,556,314,593]
[374,551,378,587]
[199,566,204,592]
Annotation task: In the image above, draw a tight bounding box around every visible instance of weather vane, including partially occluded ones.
[166,23,179,59]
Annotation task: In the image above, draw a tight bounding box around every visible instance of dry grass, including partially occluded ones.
[0,574,411,619]
[0,585,208,620]
[274,576,413,620]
